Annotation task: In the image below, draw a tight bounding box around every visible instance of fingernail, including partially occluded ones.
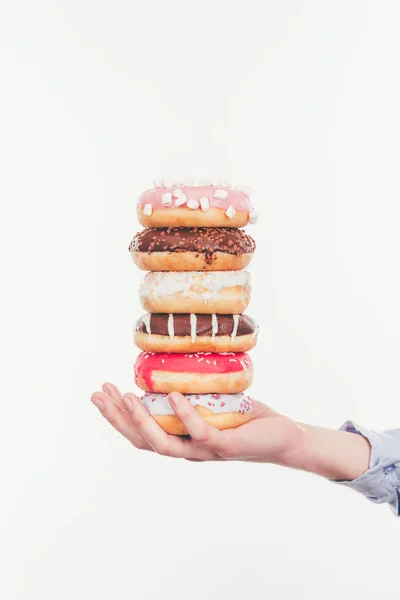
[91,396,104,410]
[122,395,133,412]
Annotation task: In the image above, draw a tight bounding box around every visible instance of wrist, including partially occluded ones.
[279,423,371,481]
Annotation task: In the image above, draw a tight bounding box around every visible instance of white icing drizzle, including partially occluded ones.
[190,313,197,343]
[211,314,218,339]
[141,392,253,416]
[142,313,151,335]
[140,271,251,301]
[231,315,239,341]
[167,314,174,339]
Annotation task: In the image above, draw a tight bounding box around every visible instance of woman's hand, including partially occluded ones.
[91,383,305,464]
[91,383,370,479]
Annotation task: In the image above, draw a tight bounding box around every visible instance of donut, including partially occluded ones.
[140,270,251,314]
[134,351,253,394]
[134,313,259,353]
[129,227,255,272]
[137,181,258,228]
[141,392,253,435]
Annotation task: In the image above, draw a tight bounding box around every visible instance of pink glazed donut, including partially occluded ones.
[137,180,258,228]
[134,351,254,394]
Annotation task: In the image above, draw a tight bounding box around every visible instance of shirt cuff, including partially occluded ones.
[335,421,400,516]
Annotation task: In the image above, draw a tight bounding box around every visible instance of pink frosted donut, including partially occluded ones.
[137,180,258,228]
[134,351,254,394]
[141,392,253,435]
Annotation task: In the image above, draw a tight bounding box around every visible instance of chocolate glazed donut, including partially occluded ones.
[129,227,256,271]
[134,313,259,353]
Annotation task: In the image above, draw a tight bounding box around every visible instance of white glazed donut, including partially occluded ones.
[141,392,253,435]
[137,182,258,228]
[139,270,251,314]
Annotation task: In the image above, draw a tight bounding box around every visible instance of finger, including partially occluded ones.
[91,392,151,450]
[168,392,226,451]
[121,393,215,460]
[102,382,124,409]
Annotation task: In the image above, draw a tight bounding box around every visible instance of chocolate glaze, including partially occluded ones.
[136,313,257,337]
[129,227,255,264]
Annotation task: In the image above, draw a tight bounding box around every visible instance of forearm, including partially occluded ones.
[281,423,371,481]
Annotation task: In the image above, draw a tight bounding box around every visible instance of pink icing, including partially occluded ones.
[137,186,251,213]
[134,351,253,390]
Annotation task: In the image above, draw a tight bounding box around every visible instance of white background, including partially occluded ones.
[1,1,400,598]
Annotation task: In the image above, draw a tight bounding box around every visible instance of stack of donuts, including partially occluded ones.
[129,178,259,435]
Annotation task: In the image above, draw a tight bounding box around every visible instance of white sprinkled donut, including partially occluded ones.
[141,392,253,435]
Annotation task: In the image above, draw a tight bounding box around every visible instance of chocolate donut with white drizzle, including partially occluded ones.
[134,313,259,353]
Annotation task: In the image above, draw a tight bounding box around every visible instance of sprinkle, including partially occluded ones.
[206,360,211,364]
[187,199,200,210]
[152,397,156,402]
[161,359,165,363]
[162,178,172,188]
[208,402,212,406]
[239,185,254,196]
[214,189,228,200]
[213,360,217,366]
[225,205,236,219]
[220,401,225,407]
[175,194,187,207]
[143,203,153,215]
[229,359,237,362]
[200,197,210,211]
[161,192,173,206]
[153,179,162,188]
[173,189,183,198]
[197,358,204,362]
[249,209,258,224]
[144,354,149,359]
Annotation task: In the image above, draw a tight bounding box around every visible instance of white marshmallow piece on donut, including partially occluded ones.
[214,189,228,200]
[161,192,173,206]
[175,194,187,207]
[225,205,236,219]
[249,209,258,224]
[187,199,200,210]
[143,203,153,216]
[200,197,210,211]
[239,185,255,197]
[173,189,183,198]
